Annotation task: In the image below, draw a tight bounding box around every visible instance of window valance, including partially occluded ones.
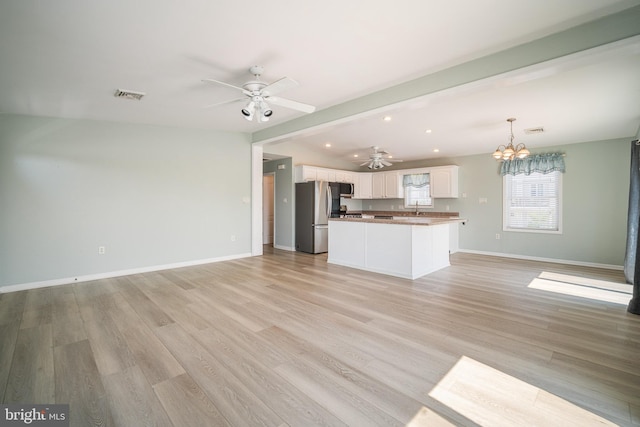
[403,173,429,188]
[500,153,565,176]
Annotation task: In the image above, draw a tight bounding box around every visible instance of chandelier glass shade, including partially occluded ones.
[492,118,530,161]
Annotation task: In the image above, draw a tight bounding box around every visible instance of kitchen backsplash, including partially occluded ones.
[341,197,458,214]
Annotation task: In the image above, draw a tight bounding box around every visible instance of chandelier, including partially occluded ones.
[492,118,530,160]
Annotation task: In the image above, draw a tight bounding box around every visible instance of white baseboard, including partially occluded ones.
[457,249,623,271]
[0,252,253,293]
[273,244,295,251]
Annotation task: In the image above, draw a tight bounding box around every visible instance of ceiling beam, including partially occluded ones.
[252,5,640,145]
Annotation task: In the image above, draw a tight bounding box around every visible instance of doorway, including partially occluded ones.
[262,173,275,246]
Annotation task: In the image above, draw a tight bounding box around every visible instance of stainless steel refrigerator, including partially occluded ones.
[295,181,339,254]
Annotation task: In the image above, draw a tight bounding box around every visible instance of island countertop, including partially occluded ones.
[329,216,465,226]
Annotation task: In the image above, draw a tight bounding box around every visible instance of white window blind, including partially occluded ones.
[403,173,432,208]
[503,171,561,233]
[404,185,432,208]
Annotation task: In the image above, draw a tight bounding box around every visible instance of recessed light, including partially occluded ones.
[433,149,440,153]
[383,116,392,121]
[325,143,332,148]
[353,154,359,158]
[388,155,393,159]
[425,129,432,134]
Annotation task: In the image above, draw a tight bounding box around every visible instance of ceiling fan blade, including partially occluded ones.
[262,77,298,97]
[390,159,404,162]
[359,161,370,166]
[381,160,392,167]
[203,97,245,109]
[202,79,251,96]
[268,96,316,113]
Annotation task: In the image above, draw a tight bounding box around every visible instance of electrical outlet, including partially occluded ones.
[230,235,236,242]
[98,246,106,254]
[495,234,500,240]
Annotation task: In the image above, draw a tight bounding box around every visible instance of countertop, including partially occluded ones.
[329,216,465,226]
[331,210,465,226]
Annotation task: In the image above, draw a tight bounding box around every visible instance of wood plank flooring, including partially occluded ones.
[1,248,639,426]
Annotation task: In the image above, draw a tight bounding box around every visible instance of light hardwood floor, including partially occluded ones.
[1,249,639,426]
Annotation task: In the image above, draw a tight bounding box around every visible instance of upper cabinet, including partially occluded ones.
[294,164,457,199]
[430,166,459,198]
[335,170,356,184]
[384,171,403,199]
[295,165,355,184]
[371,173,384,198]
[316,168,331,182]
[354,173,372,199]
[295,165,318,182]
[372,171,403,199]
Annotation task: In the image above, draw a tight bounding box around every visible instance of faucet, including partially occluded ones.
[415,201,419,215]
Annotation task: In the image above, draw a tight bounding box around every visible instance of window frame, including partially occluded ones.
[502,171,563,234]
[403,173,433,209]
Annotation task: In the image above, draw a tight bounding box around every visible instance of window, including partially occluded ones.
[503,171,561,233]
[403,173,432,208]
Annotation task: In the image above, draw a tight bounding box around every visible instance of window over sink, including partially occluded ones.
[403,173,432,208]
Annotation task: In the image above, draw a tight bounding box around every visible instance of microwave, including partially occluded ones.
[339,182,354,197]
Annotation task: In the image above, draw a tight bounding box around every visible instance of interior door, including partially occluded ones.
[262,173,274,245]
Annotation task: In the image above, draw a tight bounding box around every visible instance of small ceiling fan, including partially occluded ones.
[359,146,404,169]
[202,65,316,122]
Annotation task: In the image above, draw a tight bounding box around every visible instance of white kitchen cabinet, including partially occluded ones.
[384,171,403,198]
[328,220,451,279]
[335,171,356,184]
[371,171,403,199]
[430,166,459,198]
[372,173,385,198]
[354,173,372,199]
[316,168,330,182]
[295,165,317,182]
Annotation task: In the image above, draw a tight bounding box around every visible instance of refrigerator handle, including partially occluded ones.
[326,185,332,219]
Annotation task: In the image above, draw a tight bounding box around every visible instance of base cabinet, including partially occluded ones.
[328,221,451,279]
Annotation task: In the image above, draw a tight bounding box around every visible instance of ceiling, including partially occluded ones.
[1,1,640,165]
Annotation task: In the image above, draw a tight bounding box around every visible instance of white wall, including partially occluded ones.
[0,114,252,288]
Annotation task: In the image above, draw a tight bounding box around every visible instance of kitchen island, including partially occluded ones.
[328,216,464,279]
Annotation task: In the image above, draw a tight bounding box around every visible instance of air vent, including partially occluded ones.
[524,127,544,135]
[114,89,145,100]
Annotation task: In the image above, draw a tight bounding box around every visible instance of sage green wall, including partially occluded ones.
[264,142,358,171]
[0,114,252,288]
[263,158,295,250]
[366,138,630,267]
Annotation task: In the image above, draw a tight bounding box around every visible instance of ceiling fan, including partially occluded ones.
[202,65,316,122]
[359,146,404,169]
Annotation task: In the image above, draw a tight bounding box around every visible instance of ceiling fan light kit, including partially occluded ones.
[202,66,315,123]
[360,146,403,169]
[492,117,530,161]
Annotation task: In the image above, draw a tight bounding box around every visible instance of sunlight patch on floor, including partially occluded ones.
[405,406,456,426]
[428,356,618,426]
[527,271,632,305]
